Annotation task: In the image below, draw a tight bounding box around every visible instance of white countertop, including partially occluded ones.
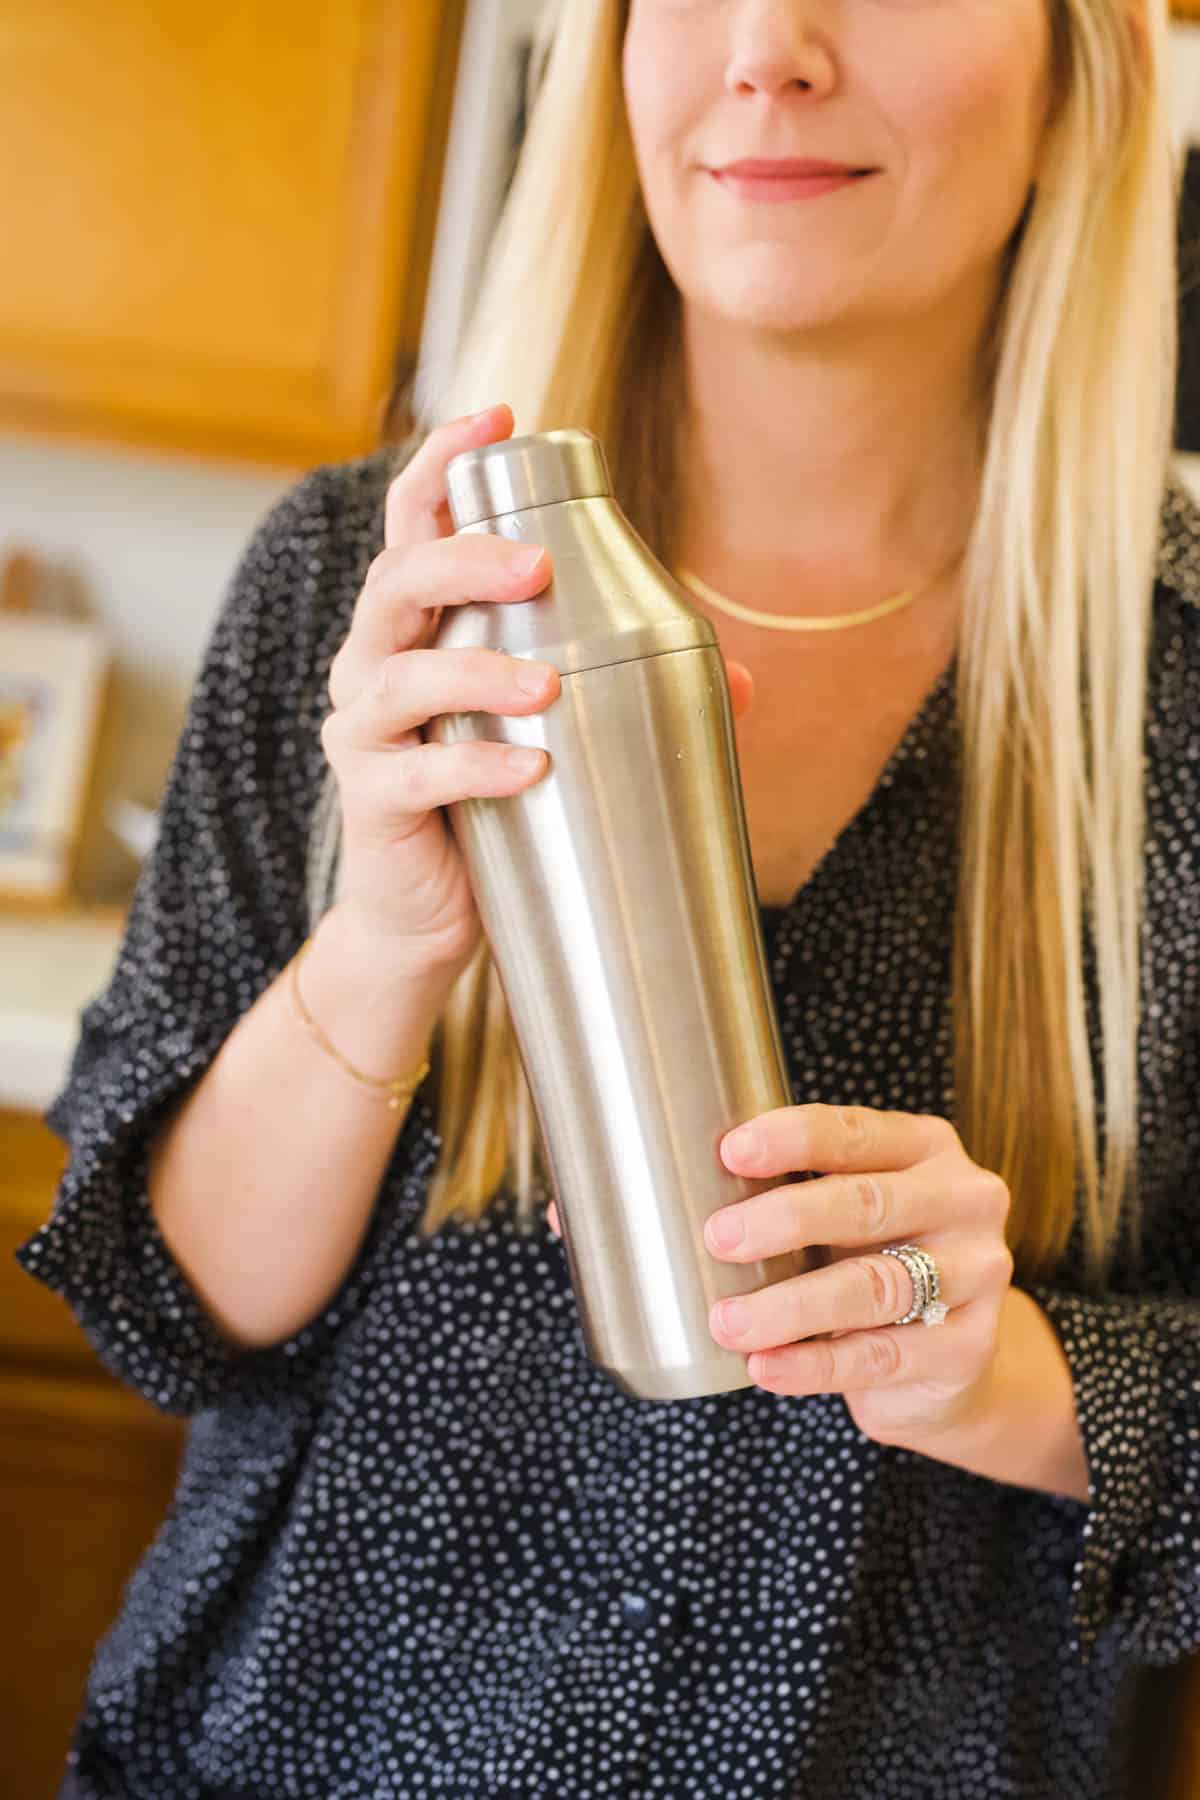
[0,909,125,1113]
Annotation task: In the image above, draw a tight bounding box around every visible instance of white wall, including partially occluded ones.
[3,19,1199,900]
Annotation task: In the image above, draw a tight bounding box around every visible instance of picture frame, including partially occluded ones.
[0,612,112,906]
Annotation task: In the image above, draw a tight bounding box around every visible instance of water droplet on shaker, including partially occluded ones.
[674,749,683,760]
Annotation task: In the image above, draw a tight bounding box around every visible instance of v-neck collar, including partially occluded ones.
[758,650,959,923]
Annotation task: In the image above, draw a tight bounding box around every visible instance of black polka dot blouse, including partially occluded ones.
[17,449,1200,1799]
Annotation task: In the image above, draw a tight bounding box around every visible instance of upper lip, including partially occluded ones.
[713,158,871,178]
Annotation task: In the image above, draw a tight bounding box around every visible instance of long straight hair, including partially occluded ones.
[308,0,1179,1286]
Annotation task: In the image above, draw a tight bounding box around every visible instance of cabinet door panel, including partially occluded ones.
[0,0,464,465]
[0,1107,83,1368]
[0,1370,184,1800]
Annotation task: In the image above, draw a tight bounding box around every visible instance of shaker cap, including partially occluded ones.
[446,428,610,528]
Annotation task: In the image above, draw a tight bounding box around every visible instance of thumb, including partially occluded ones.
[725,659,755,721]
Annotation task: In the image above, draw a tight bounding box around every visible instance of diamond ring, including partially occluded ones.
[880,1243,949,1328]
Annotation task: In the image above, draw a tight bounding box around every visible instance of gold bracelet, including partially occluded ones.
[288,935,431,1111]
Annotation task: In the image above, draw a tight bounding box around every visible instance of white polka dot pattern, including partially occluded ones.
[15,454,1200,1798]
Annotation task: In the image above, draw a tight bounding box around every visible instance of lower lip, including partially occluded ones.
[711,169,872,203]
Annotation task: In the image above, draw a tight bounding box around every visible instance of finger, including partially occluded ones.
[725,659,754,721]
[703,1164,1011,1261]
[707,1240,961,1354]
[331,647,559,750]
[547,1199,561,1236]
[330,535,552,708]
[385,404,514,548]
[720,1104,959,1179]
[339,737,550,832]
[745,1297,993,1398]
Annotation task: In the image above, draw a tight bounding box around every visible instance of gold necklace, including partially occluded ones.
[674,547,965,634]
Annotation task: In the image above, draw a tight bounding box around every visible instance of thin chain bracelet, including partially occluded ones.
[288,935,431,1111]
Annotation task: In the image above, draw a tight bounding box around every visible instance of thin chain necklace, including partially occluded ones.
[674,546,966,633]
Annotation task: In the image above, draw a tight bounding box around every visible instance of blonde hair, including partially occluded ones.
[308,0,1179,1285]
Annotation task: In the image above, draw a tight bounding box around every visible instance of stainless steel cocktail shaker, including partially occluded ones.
[426,428,810,1402]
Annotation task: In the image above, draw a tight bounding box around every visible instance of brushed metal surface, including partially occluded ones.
[445,426,611,530]
[435,491,714,676]
[429,645,810,1401]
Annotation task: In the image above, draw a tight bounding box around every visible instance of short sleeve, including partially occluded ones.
[14,456,428,1416]
[1028,1282,1200,1664]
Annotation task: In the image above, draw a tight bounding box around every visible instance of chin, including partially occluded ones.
[684,245,870,325]
[696,280,867,337]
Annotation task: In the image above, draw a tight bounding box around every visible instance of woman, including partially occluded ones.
[19,0,1197,1794]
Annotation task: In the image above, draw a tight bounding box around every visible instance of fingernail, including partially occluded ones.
[705,1208,745,1253]
[723,1124,762,1164]
[512,546,546,576]
[712,1297,750,1338]
[514,662,551,696]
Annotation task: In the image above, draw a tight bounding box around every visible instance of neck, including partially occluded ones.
[675,283,992,618]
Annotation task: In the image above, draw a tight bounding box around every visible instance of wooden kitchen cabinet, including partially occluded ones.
[0,0,466,468]
[1,1107,186,1800]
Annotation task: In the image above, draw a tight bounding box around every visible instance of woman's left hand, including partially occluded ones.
[547,1103,1015,1449]
[707,1104,1015,1446]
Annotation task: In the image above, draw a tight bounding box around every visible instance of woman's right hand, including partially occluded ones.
[321,400,757,984]
[321,403,561,979]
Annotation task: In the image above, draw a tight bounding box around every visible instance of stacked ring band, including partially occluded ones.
[881,1243,949,1328]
